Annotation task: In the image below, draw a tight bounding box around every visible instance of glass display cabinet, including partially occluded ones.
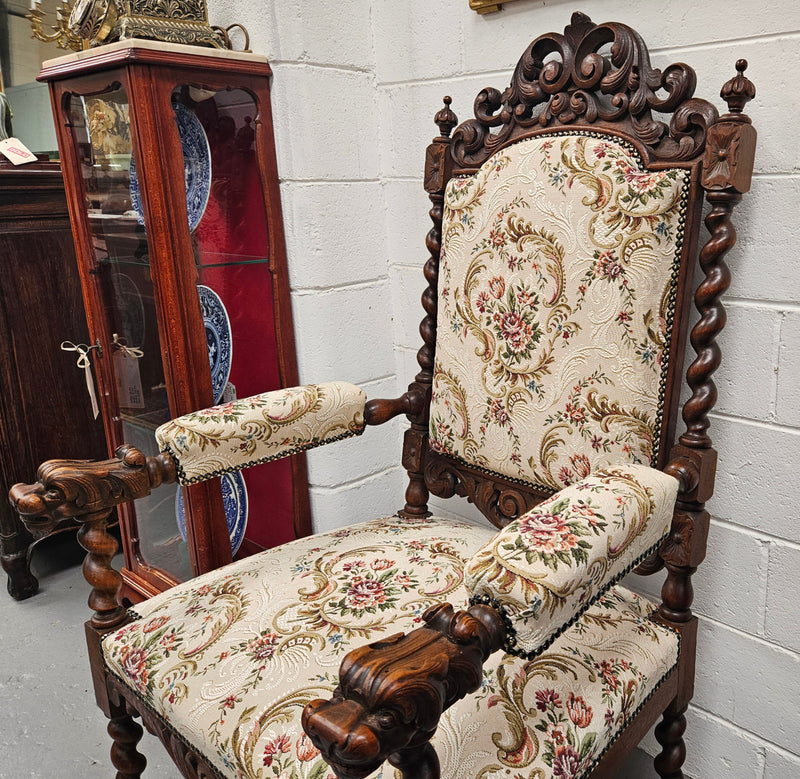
[38,40,311,602]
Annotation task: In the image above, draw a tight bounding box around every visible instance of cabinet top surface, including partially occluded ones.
[39,39,269,81]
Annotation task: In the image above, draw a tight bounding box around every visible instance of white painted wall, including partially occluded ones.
[209,2,800,776]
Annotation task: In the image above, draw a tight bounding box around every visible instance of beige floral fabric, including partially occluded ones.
[466,464,678,656]
[102,515,678,779]
[430,133,690,492]
[155,381,366,484]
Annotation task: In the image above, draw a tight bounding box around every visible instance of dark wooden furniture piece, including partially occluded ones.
[37,40,311,602]
[0,159,108,599]
[12,13,756,779]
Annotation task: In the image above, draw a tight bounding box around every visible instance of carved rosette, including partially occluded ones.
[451,11,718,166]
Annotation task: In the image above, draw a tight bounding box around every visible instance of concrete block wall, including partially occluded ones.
[209,1,800,774]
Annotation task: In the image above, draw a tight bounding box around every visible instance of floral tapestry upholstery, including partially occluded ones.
[430,132,690,492]
[466,463,678,656]
[155,381,366,484]
[102,515,679,779]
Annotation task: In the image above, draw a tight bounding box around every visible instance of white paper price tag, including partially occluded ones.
[114,351,145,409]
[0,138,36,165]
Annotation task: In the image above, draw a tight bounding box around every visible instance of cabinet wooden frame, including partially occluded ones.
[38,43,311,600]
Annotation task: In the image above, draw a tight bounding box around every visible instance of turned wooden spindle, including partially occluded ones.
[654,60,756,779]
[399,97,458,518]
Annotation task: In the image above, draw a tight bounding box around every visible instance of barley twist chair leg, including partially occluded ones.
[653,703,687,779]
[108,712,147,779]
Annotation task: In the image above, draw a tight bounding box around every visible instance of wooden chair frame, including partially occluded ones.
[11,12,756,779]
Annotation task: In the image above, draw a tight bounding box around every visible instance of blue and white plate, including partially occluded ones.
[129,102,211,232]
[175,471,248,555]
[197,284,232,404]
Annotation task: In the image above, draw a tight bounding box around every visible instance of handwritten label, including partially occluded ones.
[0,137,36,165]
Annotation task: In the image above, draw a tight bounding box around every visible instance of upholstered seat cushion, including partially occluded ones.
[102,516,678,779]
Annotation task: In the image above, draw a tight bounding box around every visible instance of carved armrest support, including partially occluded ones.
[302,602,506,779]
[9,445,176,533]
[364,389,426,426]
[10,446,177,630]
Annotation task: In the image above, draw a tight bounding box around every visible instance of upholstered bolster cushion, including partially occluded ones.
[465,463,679,657]
[155,381,367,484]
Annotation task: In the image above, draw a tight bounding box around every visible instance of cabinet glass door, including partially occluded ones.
[172,84,297,555]
[68,87,192,582]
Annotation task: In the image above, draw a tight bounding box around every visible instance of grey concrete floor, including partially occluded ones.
[0,531,656,778]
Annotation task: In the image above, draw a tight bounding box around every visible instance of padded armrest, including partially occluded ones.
[465,463,678,657]
[155,381,367,484]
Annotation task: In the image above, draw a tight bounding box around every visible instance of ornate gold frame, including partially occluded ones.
[469,0,525,14]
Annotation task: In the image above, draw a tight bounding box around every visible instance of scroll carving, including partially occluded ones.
[10,446,177,628]
[425,453,546,529]
[9,446,176,533]
[302,602,505,779]
[451,12,718,167]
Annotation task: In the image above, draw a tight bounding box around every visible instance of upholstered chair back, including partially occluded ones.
[429,132,690,493]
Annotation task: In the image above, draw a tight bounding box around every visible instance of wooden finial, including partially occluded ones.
[434,96,458,138]
[720,59,756,118]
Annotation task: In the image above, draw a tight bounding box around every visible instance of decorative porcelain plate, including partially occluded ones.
[175,471,249,555]
[197,284,232,404]
[129,102,211,232]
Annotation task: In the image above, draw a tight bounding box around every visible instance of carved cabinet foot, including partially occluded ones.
[1,548,38,600]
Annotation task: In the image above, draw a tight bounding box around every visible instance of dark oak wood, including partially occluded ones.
[304,17,757,779]
[302,603,506,779]
[9,14,757,779]
[0,160,108,600]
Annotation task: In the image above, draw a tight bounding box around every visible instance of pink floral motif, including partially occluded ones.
[569,453,592,479]
[142,615,169,633]
[345,577,387,610]
[487,399,510,426]
[614,160,668,194]
[493,310,534,353]
[120,646,149,693]
[246,632,279,663]
[567,693,593,728]
[592,250,623,280]
[600,660,621,692]
[263,734,291,767]
[553,743,582,778]
[489,228,506,246]
[535,688,563,711]
[159,631,178,651]
[371,558,394,571]
[296,733,320,762]
[488,276,506,298]
[519,513,579,555]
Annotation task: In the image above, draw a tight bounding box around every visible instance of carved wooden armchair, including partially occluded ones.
[11,13,756,779]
